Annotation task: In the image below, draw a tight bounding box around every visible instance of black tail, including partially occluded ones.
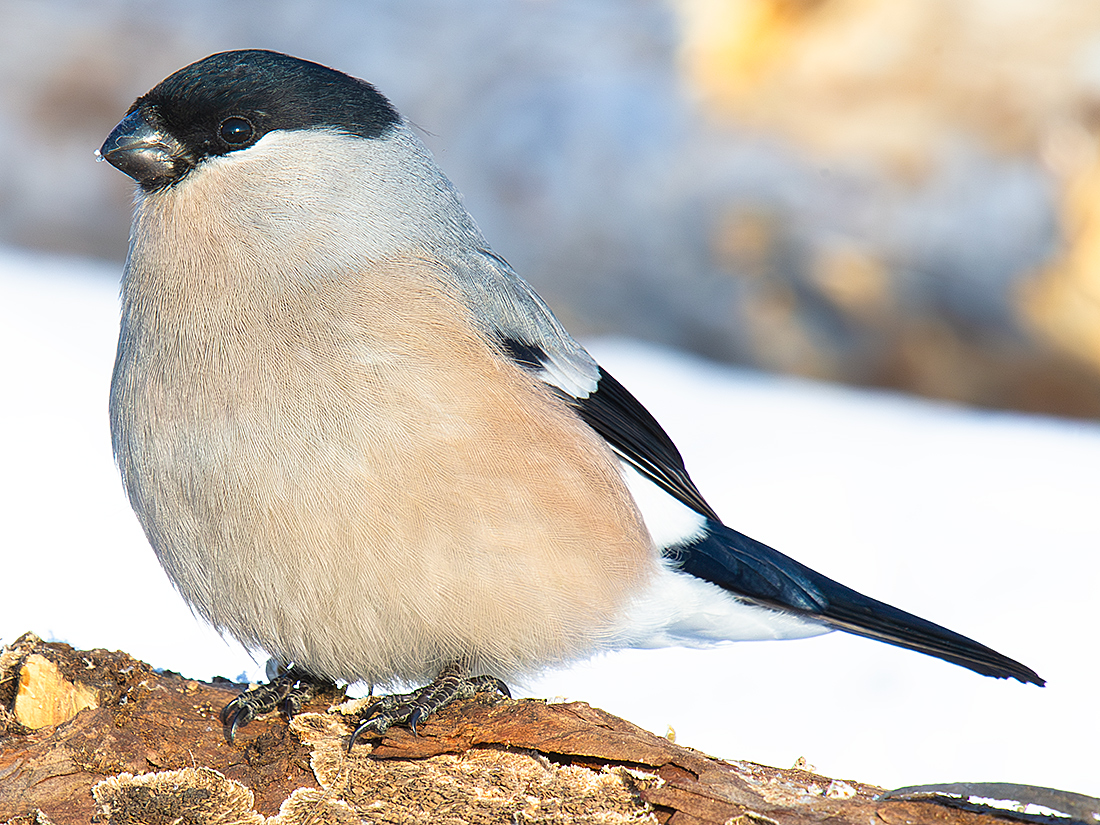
[670,520,1044,686]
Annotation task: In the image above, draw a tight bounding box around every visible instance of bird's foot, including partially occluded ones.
[220,664,332,743]
[348,662,510,750]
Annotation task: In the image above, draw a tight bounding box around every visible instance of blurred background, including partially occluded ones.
[5,0,1100,417]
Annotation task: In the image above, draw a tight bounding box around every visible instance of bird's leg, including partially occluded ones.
[348,661,510,749]
[220,664,332,743]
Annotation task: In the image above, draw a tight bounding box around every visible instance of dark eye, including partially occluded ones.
[218,116,255,146]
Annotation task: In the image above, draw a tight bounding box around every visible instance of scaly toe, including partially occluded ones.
[346,666,510,750]
[220,666,331,743]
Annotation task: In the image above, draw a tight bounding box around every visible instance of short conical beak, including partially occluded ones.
[98,109,188,187]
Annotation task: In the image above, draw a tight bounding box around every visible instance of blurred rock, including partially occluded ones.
[674,0,1100,414]
[1023,133,1100,377]
[4,0,1100,415]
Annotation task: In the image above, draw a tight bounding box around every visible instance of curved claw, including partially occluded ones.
[224,703,254,744]
[347,715,389,752]
[362,697,388,718]
[219,697,240,726]
[408,707,423,736]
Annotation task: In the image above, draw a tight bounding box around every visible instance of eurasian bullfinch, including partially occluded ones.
[99,50,1043,746]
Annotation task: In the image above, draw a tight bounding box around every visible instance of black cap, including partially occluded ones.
[100,50,400,189]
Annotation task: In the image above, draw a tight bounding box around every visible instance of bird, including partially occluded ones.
[98,49,1043,746]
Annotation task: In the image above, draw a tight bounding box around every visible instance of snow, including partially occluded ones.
[2,244,1097,796]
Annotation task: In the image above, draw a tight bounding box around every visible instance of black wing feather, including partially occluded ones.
[495,335,718,520]
[568,369,721,521]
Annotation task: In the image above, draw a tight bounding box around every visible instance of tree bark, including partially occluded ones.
[0,633,1090,825]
